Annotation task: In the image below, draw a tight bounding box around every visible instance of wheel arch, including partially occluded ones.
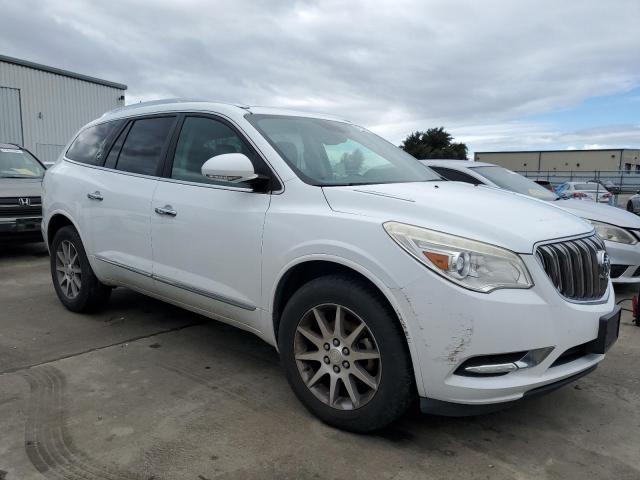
[46,211,93,257]
[270,257,412,348]
[47,212,77,247]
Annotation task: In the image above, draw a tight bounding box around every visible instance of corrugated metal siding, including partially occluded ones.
[0,60,125,160]
[35,143,65,164]
[0,86,23,144]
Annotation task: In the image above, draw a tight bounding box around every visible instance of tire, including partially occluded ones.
[627,201,634,213]
[278,275,415,432]
[50,226,111,312]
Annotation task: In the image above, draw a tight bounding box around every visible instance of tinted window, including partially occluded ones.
[103,123,131,169]
[116,117,175,175]
[246,114,438,186]
[431,166,480,185]
[171,116,257,186]
[66,122,118,165]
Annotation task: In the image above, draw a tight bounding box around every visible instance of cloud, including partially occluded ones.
[1,0,639,152]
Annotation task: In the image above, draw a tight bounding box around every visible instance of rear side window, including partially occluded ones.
[115,117,175,176]
[66,121,119,165]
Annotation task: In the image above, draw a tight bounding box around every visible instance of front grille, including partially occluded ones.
[536,234,607,301]
[0,206,42,217]
[0,197,42,218]
[0,196,41,205]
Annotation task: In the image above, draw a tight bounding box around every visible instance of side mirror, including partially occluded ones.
[201,153,258,183]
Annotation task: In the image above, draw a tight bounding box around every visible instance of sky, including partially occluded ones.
[1,0,639,157]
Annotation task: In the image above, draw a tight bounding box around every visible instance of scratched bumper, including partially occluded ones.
[394,255,615,404]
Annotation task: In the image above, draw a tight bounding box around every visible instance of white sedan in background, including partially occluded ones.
[555,181,612,203]
[423,160,640,284]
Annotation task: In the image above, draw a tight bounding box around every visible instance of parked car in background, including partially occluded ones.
[423,160,640,284]
[0,143,45,242]
[43,100,619,432]
[555,181,612,203]
[625,193,640,214]
[588,179,621,195]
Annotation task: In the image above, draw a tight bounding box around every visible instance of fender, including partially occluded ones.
[264,252,426,394]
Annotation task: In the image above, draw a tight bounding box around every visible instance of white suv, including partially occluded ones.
[42,100,620,432]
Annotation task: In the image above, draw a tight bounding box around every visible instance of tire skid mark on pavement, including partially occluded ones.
[22,365,147,480]
[158,362,290,419]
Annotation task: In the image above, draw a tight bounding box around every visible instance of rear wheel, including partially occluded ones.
[50,226,111,312]
[278,275,414,432]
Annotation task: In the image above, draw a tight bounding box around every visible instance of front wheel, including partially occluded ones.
[50,226,111,312]
[278,275,415,432]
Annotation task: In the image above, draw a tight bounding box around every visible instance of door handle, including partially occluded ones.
[87,191,103,201]
[155,205,177,217]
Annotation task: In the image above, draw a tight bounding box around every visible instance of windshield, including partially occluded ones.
[0,148,45,178]
[471,166,558,201]
[246,114,440,186]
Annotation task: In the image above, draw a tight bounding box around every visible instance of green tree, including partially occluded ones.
[401,127,468,160]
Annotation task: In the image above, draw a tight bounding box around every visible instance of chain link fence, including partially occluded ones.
[515,170,640,208]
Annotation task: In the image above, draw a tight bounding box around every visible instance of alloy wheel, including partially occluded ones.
[55,240,82,299]
[293,303,382,410]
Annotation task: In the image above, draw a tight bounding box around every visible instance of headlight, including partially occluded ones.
[587,220,637,244]
[383,222,533,293]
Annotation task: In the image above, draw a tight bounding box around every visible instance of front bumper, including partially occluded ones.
[393,254,616,407]
[420,364,597,416]
[606,239,640,283]
[0,216,43,241]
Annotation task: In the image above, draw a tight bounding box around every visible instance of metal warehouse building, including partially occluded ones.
[0,55,127,163]
[475,148,640,173]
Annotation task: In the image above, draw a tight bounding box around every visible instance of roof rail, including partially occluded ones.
[101,98,250,117]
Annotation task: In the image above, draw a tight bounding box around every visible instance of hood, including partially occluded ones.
[322,182,592,254]
[0,177,43,198]
[552,198,640,229]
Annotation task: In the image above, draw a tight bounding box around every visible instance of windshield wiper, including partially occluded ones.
[0,175,37,178]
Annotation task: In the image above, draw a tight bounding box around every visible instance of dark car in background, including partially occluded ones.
[533,179,554,191]
[0,143,45,242]
[588,178,621,195]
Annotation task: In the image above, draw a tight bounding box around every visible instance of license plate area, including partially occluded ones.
[586,306,621,354]
[16,217,41,231]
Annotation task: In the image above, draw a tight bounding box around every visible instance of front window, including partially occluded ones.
[0,147,45,178]
[246,114,439,186]
[470,166,558,201]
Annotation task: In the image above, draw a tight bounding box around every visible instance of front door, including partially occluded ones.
[151,115,271,329]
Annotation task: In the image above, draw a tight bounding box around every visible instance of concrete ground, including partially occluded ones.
[1,243,639,480]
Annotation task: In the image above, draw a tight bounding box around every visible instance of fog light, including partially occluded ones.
[457,347,554,377]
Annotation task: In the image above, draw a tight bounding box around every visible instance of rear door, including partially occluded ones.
[150,114,273,328]
[88,115,178,290]
[60,120,122,255]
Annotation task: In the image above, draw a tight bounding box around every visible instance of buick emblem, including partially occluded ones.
[18,197,31,207]
[597,250,611,279]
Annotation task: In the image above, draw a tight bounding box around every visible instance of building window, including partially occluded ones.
[625,163,632,172]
